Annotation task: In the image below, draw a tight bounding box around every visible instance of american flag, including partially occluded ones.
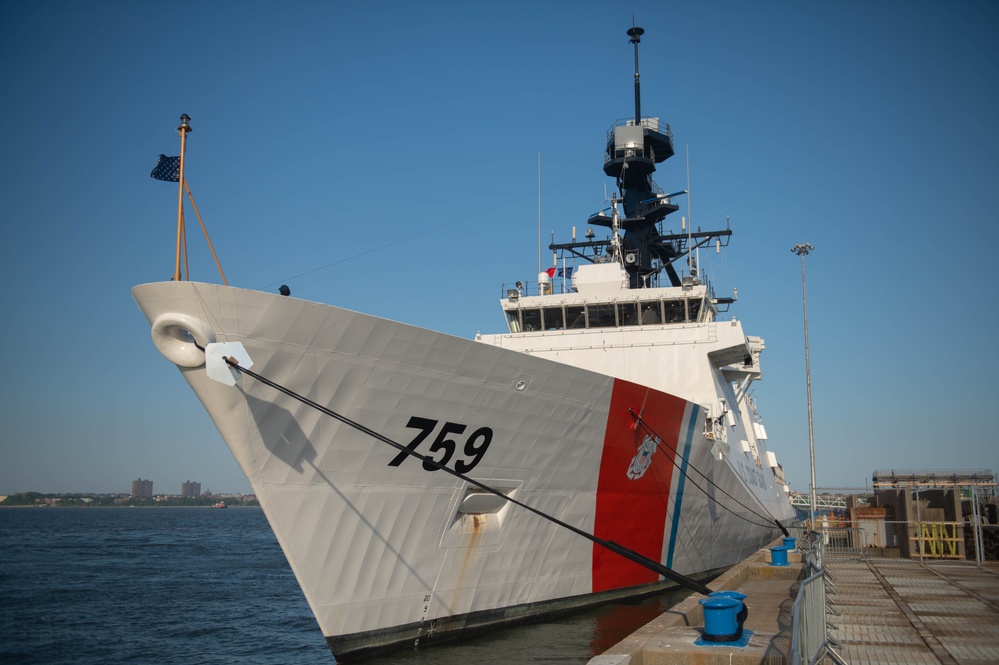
[150,154,181,182]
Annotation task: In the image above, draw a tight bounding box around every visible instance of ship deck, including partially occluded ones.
[588,548,999,664]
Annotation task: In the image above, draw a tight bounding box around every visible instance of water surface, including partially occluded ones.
[0,508,688,664]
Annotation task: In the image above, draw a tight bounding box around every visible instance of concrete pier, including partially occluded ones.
[827,558,999,664]
[588,549,999,664]
[588,546,803,664]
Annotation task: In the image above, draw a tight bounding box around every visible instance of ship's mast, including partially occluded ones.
[548,26,733,291]
[628,26,644,124]
[597,26,681,288]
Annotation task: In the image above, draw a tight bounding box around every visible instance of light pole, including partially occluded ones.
[791,243,817,527]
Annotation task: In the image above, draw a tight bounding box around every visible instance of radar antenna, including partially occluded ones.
[548,26,733,290]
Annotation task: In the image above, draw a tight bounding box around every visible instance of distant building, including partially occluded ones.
[181,480,201,498]
[131,478,153,498]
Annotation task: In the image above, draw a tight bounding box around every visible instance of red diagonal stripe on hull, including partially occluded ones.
[592,379,684,592]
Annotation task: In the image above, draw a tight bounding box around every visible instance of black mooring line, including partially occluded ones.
[222,355,713,597]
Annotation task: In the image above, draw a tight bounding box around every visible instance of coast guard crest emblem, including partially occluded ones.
[627,434,658,480]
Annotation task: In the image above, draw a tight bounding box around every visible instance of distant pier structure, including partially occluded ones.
[871,469,996,560]
[807,469,998,563]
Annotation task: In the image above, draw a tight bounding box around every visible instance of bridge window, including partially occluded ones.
[522,308,542,332]
[509,301,688,332]
[687,298,702,322]
[664,300,684,323]
[506,311,522,333]
[617,303,640,327]
[640,301,662,325]
[566,305,586,329]
[587,304,616,328]
[542,306,564,330]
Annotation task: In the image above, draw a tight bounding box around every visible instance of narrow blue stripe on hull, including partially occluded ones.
[666,406,698,568]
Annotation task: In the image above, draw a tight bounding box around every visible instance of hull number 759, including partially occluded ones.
[387,416,493,473]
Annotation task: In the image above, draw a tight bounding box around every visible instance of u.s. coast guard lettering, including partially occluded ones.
[387,416,493,473]
[737,460,768,490]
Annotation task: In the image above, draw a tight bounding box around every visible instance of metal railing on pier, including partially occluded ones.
[790,534,848,665]
[812,518,986,562]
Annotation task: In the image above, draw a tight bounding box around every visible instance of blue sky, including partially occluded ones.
[2,1,997,496]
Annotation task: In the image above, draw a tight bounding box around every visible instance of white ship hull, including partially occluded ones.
[133,280,794,660]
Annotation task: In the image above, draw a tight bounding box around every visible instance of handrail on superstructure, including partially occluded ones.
[604,116,674,145]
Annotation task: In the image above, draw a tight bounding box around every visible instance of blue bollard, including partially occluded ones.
[699,596,742,642]
[710,590,748,632]
[710,589,747,602]
[770,545,789,566]
[783,536,797,551]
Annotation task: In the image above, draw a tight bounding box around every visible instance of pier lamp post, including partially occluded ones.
[791,243,817,527]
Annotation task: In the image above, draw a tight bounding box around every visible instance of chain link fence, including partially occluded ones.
[792,483,998,563]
